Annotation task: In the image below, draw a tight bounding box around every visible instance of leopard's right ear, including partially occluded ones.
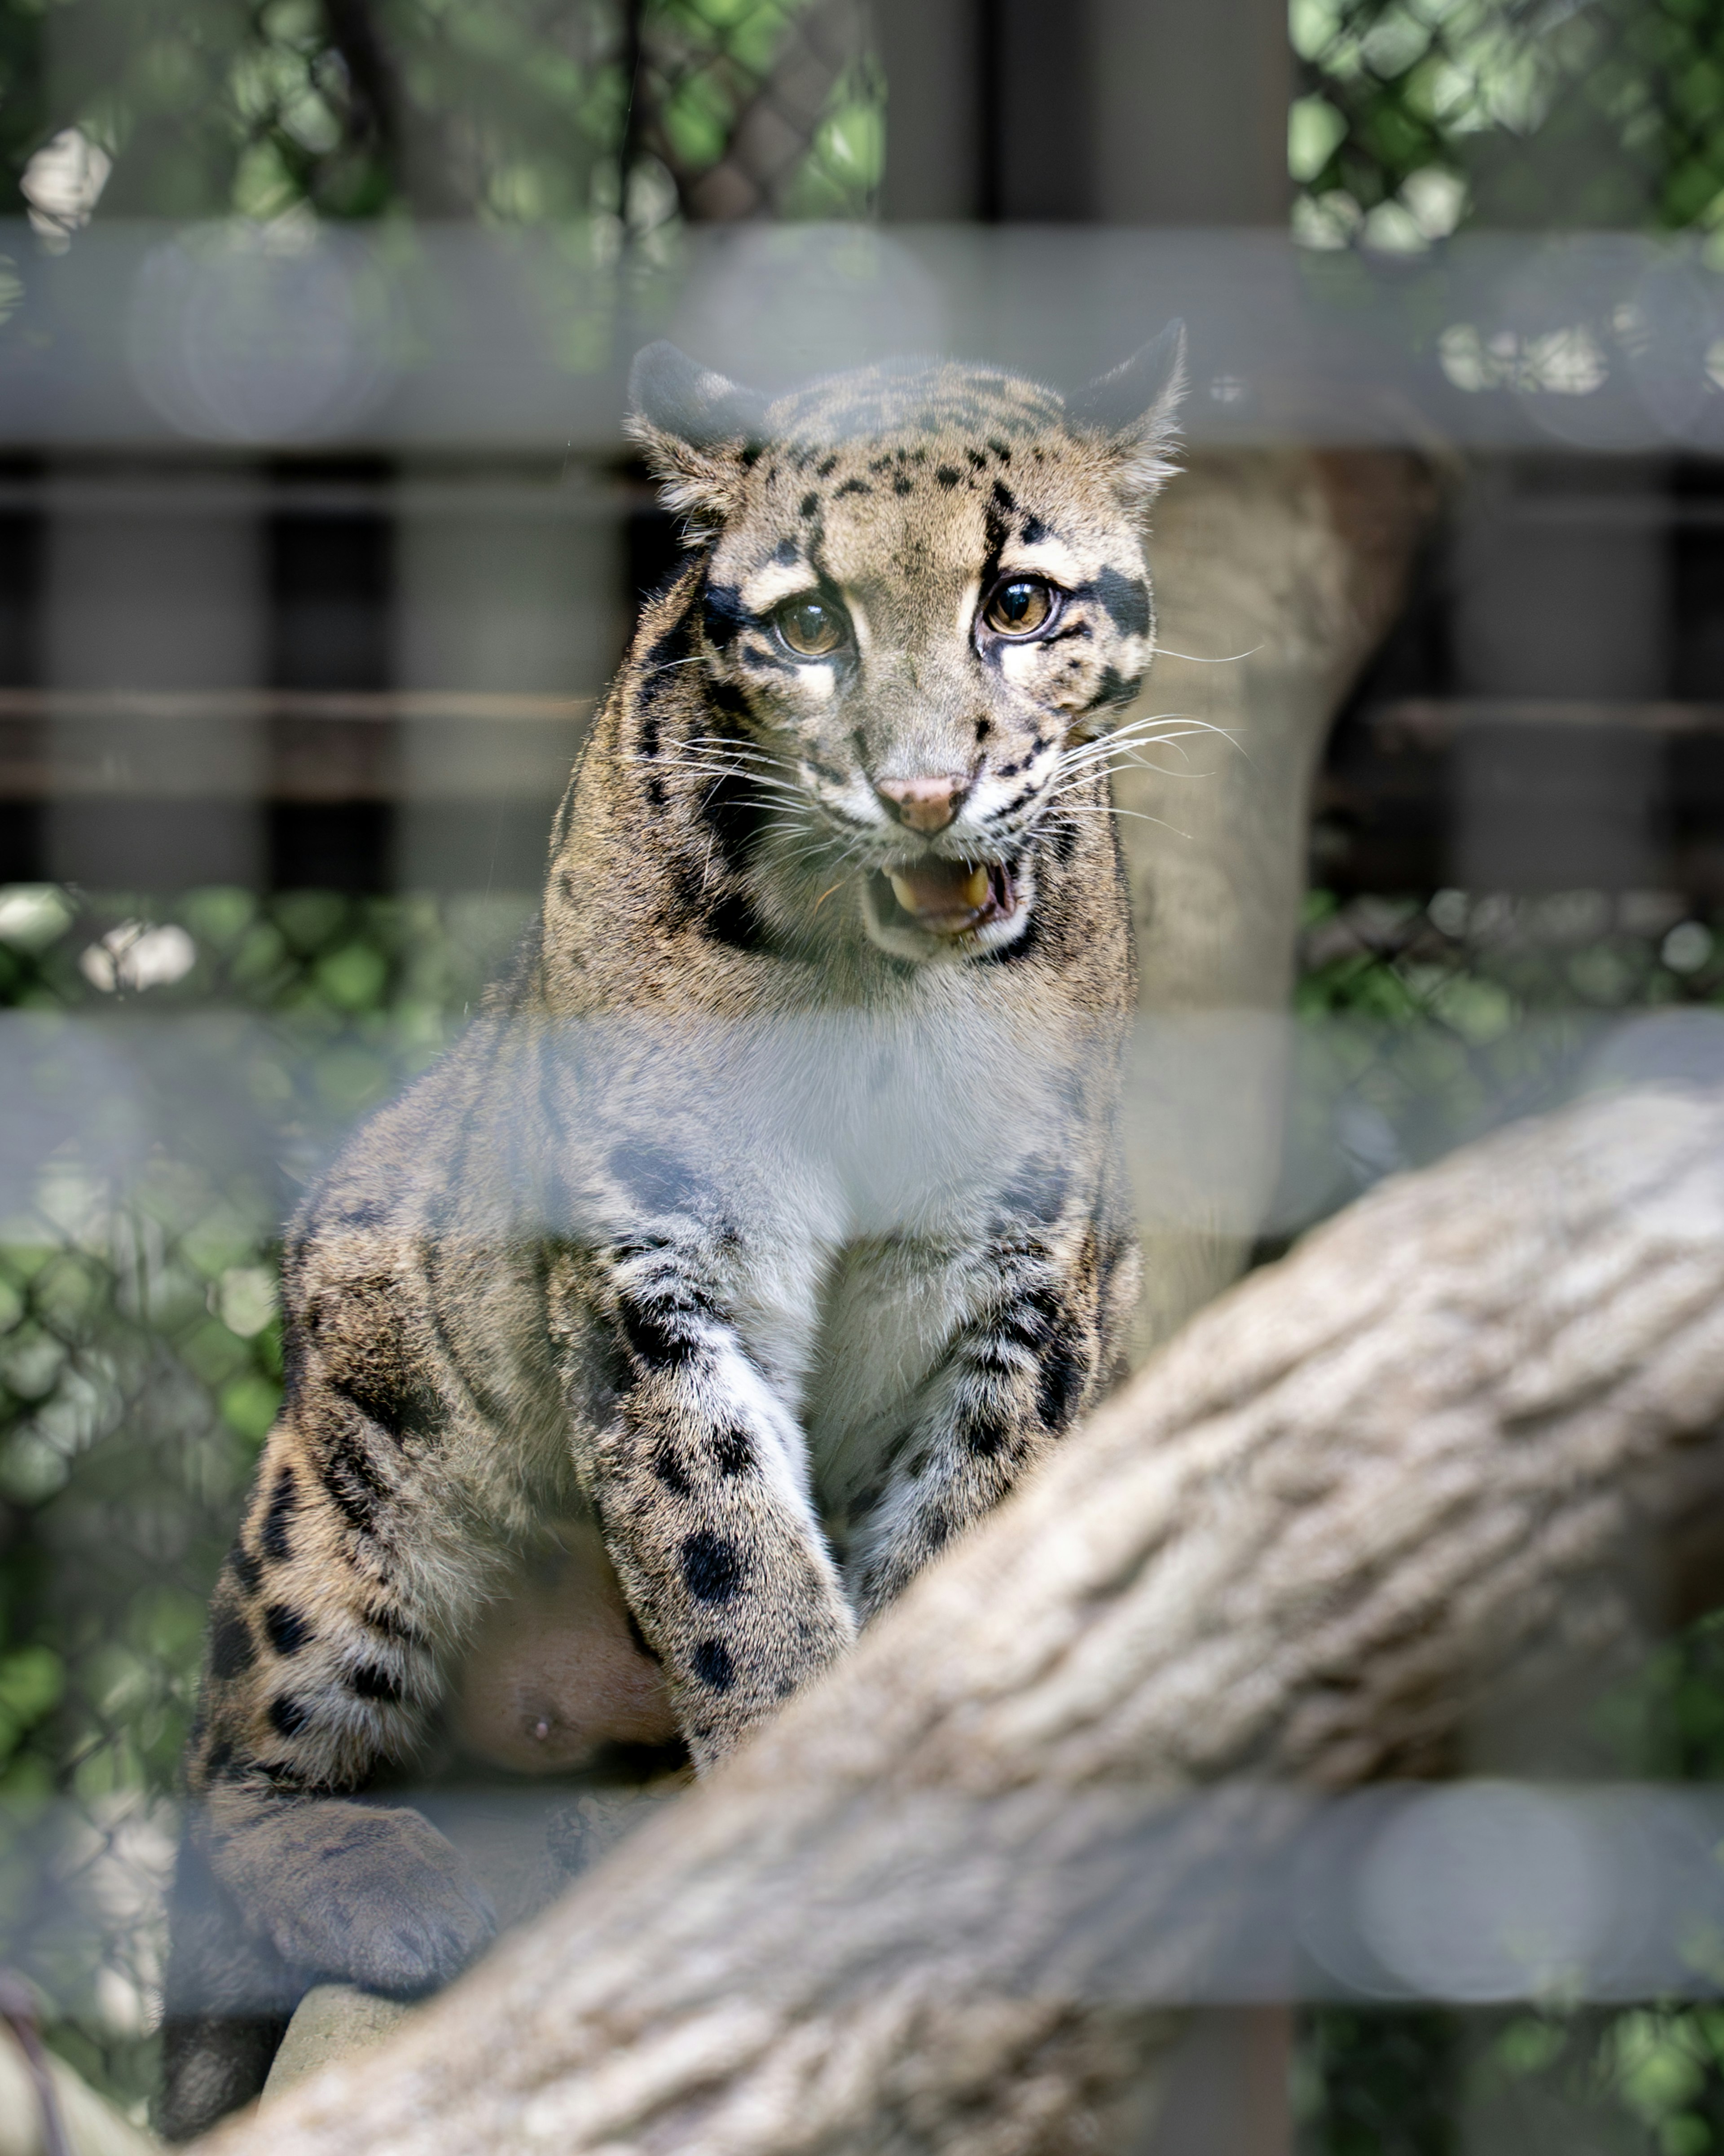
[626,341,770,539]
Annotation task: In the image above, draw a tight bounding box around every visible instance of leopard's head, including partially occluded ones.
[628,331,1184,963]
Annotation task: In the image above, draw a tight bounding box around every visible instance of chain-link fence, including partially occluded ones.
[1291,0,1724,252]
[7,875,1724,2136]
[0,882,531,2116]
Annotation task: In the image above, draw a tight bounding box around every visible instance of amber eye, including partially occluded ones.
[775,596,846,658]
[983,578,1057,638]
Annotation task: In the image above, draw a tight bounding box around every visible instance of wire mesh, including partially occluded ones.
[6,876,1724,2129]
[1290,0,1724,253]
[628,0,881,228]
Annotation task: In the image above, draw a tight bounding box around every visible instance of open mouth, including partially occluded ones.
[871,857,1018,939]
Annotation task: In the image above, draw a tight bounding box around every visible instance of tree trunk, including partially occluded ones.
[1118,448,1433,1356]
[206,1085,1724,2156]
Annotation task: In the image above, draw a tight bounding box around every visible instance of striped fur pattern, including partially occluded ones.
[158,329,1183,2138]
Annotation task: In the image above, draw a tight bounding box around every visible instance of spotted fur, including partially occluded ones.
[158,328,1184,2138]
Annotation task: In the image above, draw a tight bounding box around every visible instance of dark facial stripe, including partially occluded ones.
[1091,566,1151,639]
[702,582,749,653]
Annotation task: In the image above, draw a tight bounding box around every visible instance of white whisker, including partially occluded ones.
[1150,643,1261,664]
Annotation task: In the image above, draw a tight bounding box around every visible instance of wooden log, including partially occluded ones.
[203,1085,1724,2156]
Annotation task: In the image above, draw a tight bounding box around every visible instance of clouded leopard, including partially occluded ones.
[159,325,1184,2138]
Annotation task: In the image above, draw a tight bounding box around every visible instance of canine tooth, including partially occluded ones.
[958,864,989,910]
[889,872,919,914]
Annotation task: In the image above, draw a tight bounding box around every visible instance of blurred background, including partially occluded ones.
[7,0,1724,2147]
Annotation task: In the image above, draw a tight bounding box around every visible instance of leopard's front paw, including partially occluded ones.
[244,1801,496,1997]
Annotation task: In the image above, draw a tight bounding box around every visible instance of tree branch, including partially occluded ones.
[207,1086,1724,2156]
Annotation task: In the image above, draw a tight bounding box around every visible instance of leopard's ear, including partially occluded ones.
[1067,320,1186,513]
[627,341,770,539]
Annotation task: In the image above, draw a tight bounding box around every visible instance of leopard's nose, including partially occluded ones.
[875,774,968,834]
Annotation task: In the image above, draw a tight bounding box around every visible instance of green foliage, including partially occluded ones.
[0,0,883,230]
[1294,887,1724,2155]
[0,880,528,2111]
[1292,0,1724,251]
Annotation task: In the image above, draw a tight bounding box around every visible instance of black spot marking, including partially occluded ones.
[991,478,1017,516]
[999,1302,1055,1355]
[701,888,765,953]
[708,679,752,723]
[976,718,992,742]
[616,1289,706,1371]
[799,491,819,518]
[935,465,960,488]
[962,1418,1012,1459]
[260,1471,297,1563]
[740,443,762,469]
[609,1140,696,1217]
[228,1543,261,1597]
[712,1424,755,1476]
[268,1695,310,1739]
[1094,666,1142,710]
[320,1429,385,1537]
[350,1661,403,1703]
[965,448,986,471]
[1052,815,1081,866]
[695,770,768,877]
[333,1368,446,1448]
[1021,513,1050,545]
[1094,567,1151,639]
[834,478,871,498]
[263,1604,312,1657]
[209,1608,255,1681]
[681,1529,745,1605]
[652,1441,693,1496]
[892,475,915,496]
[988,436,1012,462]
[691,1638,734,1691]
[1037,1337,1088,1433]
[816,455,839,477]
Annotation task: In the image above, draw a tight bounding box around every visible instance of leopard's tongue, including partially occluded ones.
[888,859,990,928]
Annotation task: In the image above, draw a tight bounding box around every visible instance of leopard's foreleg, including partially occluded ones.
[182,1404,497,1998]
[557,1237,856,1771]
[848,1219,1127,1618]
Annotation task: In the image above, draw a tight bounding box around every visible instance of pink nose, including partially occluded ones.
[875,775,967,835]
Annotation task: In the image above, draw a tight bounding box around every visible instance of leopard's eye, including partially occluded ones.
[774,596,846,658]
[982,578,1057,638]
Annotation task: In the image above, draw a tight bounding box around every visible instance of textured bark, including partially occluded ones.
[1118,449,1435,1354]
[206,1085,1724,2156]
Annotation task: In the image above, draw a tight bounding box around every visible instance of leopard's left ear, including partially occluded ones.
[627,341,770,540]
[1067,320,1186,513]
